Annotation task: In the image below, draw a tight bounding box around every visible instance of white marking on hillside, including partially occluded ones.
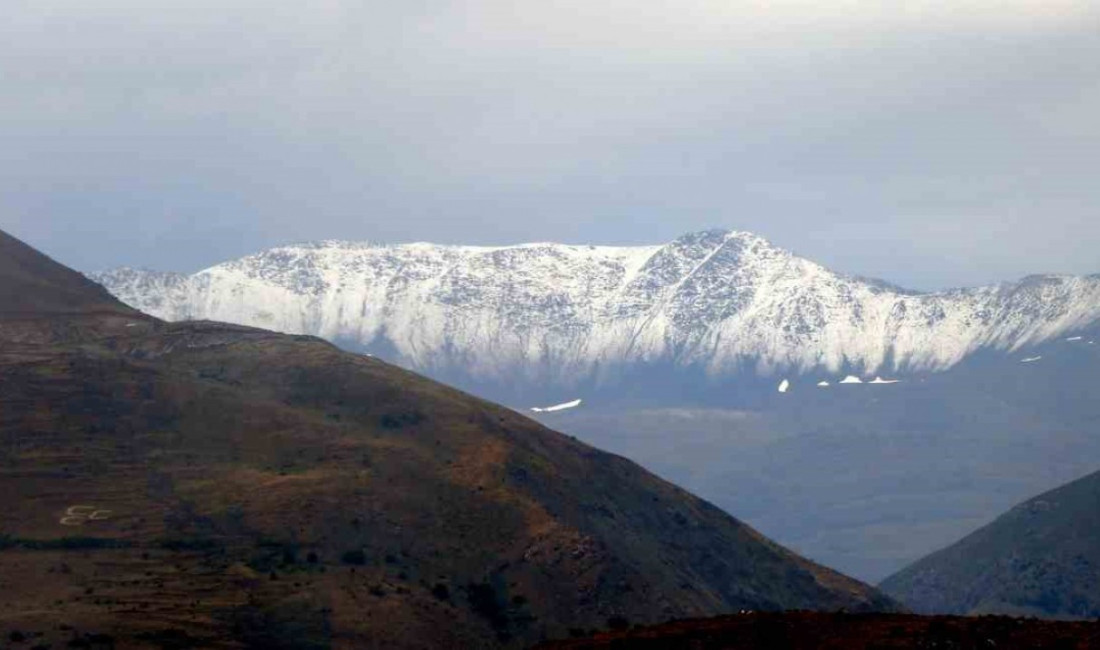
[531,399,583,413]
[839,375,863,384]
[1020,356,1042,363]
[59,505,112,527]
[777,379,790,393]
[869,376,901,384]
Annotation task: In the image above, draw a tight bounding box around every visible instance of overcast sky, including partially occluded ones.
[2,1,1098,289]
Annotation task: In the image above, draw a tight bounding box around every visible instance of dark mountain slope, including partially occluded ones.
[0,229,136,317]
[0,229,893,649]
[880,468,1100,618]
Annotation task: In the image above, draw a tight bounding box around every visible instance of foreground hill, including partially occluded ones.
[0,229,893,649]
[880,469,1100,618]
[0,229,136,317]
[91,229,1100,405]
[535,612,1100,649]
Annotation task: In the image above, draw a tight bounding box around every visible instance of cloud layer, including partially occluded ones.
[2,1,1098,288]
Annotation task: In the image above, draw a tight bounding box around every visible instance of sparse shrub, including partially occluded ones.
[134,628,202,650]
[467,582,507,630]
[341,549,366,566]
[431,583,450,601]
[606,616,630,631]
[158,538,222,552]
[379,411,424,429]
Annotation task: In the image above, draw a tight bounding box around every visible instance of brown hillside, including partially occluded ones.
[0,229,895,649]
[535,611,1100,650]
[0,229,137,317]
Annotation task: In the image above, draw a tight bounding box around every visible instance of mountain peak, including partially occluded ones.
[0,229,135,318]
[89,230,1100,397]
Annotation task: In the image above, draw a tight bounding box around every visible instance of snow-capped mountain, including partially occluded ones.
[90,229,1100,397]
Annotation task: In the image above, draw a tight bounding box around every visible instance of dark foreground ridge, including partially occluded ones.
[0,229,894,648]
[535,611,1100,650]
[0,229,137,317]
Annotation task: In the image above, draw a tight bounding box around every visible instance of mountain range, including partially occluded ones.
[90,229,1100,406]
[0,228,894,648]
[88,230,1100,584]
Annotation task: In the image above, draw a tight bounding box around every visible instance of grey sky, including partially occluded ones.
[2,1,1098,290]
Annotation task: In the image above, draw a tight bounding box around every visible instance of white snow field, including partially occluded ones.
[531,399,583,413]
[92,230,1100,387]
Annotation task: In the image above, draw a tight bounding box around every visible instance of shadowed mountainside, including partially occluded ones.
[0,229,894,649]
[880,468,1100,618]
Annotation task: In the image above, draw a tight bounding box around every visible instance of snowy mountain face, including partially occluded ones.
[91,230,1100,401]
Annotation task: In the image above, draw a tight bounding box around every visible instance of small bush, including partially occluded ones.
[158,538,222,552]
[431,583,450,601]
[341,549,366,566]
[606,616,630,631]
[379,412,424,429]
[468,582,507,630]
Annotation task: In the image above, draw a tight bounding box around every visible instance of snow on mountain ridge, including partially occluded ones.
[90,230,1100,386]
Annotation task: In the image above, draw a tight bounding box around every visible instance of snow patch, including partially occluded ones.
[869,376,901,384]
[777,379,790,393]
[1066,336,1083,341]
[839,375,864,384]
[817,381,830,387]
[1020,356,1042,363]
[531,399,583,413]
